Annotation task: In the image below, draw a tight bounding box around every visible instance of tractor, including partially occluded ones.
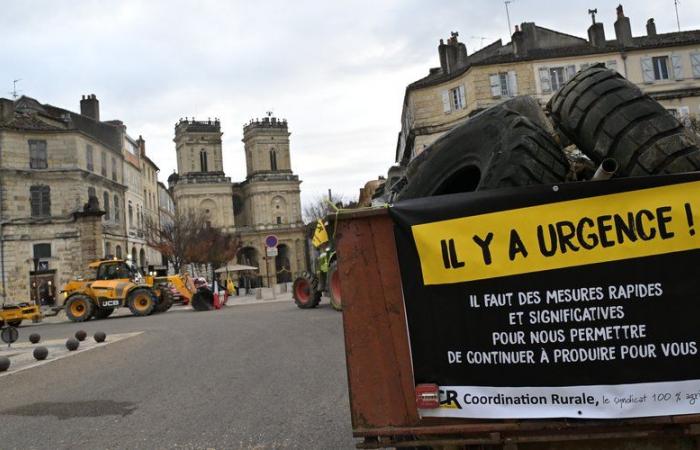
[61,259,217,322]
[0,303,42,327]
[292,219,342,311]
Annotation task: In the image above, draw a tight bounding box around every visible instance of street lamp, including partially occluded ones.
[31,257,40,306]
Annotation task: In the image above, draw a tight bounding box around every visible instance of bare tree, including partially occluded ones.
[303,193,356,224]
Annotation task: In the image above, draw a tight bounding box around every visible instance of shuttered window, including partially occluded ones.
[103,191,110,220]
[30,185,50,217]
[691,53,700,78]
[441,85,466,112]
[114,195,120,220]
[101,151,107,176]
[86,145,94,171]
[29,140,47,169]
[489,72,517,98]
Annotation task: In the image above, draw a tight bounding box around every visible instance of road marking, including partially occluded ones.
[0,332,143,377]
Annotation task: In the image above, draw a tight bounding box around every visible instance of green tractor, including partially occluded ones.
[292,219,342,311]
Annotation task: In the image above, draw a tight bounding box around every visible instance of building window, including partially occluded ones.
[86,145,94,171]
[105,242,111,258]
[103,192,110,220]
[490,71,518,98]
[33,243,51,259]
[112,157,117,181]
[116,245,122,259]
[88,186,96,200]
[128,201,133,227]
[441,85,466,113]
[538,65,576,94]
[276,216,282,224]
[652,56,670,80]
[270,150,277,171]
[200,150,208,172]
[29,140,47,169]
[549,67,566,91]
[30,185,51,217]
[101,151,107,176]
[114,195,120,220]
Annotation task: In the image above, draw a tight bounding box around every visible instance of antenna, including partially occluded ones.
[10,79,22,99]
[504,1,513,38]
[674,0,681,31]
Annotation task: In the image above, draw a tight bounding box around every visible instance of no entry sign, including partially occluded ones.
[390,173,700,420]
[264,235,278,248]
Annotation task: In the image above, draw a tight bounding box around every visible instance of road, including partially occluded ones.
[0,300,356,449]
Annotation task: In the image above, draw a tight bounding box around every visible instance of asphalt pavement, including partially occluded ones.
[0,298,356,449]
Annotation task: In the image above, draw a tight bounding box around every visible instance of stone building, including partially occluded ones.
[396,4,700,165]
[168,115,305,286]
[0,94,161,305]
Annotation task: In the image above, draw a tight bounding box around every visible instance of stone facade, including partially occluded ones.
[396,5,700,165]
[169,115,306,287]
[0,95,162,305]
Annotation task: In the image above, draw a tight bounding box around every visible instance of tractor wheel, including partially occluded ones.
[293,274,321,309]
[547,64,700,177]
[191,288,214,311]
[397,103,570,200]
[328,261,342,311]
[7,320,22,327]
[93,307,114,320]
[127,288,156,317]
[154,287,174,313]
[65,295,95,322]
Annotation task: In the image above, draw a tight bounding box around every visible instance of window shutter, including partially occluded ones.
[458,85,466,109]
[30,188,40,217]
[641,57,654,83]
[565,65,577,81]
[507,71,518,96]
[41,187,50,216]
[606,60,618,72]
[539,68,551,93]
[691,53,700,78]
[489,74,501,97]
[441,90,451,112]
[671,54,683,80]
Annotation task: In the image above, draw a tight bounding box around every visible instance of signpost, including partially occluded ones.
[264,235,279,297]
[390,173,700,419]
[1,326,19,349]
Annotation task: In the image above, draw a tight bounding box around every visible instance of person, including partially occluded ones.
[226,278,235,296]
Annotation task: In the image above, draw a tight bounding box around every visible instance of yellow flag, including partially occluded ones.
[312,219,329,248]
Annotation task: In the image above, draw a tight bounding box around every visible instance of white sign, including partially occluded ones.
[266,247,278,257]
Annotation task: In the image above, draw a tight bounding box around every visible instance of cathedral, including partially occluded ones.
[168,114,306,287]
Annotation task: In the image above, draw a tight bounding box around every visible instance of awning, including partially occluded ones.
[214,264,258,273]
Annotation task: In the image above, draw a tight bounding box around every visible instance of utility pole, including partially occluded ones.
[504,1,513,38]
[674,0,681,32]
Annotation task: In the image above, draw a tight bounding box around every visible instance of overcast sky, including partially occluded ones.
[3,0,700,208]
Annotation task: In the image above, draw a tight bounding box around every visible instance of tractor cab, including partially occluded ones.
[90,259,142,282]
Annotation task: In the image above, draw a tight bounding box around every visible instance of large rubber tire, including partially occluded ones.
[154,286,174,313]
[93,307,114,320]
[548,64,700,177]
[398,103,569,199]
[328,261,342,312]
[65,295,95,322]
[293,274,321,309]
[191,288,214,311]
[127,288,156,317]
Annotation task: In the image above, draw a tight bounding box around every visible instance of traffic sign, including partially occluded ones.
[264,235,278,248]
[1,326,19,347]
[266,247,278,257]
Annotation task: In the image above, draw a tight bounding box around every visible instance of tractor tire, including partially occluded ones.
[293,274,321,309]
[65,295,95,322]
[93,307,114,320]
[154,287,174,313]
[398,103,569,200]
[547,64,700,177]
[191,288,214,311]
[7,320,22,327]
[328,261,342,312]
[127,288,156,317]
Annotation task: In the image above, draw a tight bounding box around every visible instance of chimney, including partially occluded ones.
[137,135,146,156]
[80,94,100,121]
[588,23,606,48]
[437,32,468,75]
[0,98,15,123]
[646,18,657,36]
[614,4,633,47]
[512,24,526,56]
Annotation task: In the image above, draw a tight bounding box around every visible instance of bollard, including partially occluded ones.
[33,346,48,360]
[66,338,79,351]
[0,356,10,372]
[29,333,41,344]
[94,331,106,343]
[75,330,87,341]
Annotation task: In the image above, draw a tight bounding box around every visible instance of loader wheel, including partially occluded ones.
[398,102,569,200]
[127,288,156,317]
[93,307,114,320]
[547,64,700,177]
[7,320,22,327]
[328,261,342,311]
[191,288,214,311]
[293,275,321,309]
[154,287,174,313]
[65,295,94,322]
